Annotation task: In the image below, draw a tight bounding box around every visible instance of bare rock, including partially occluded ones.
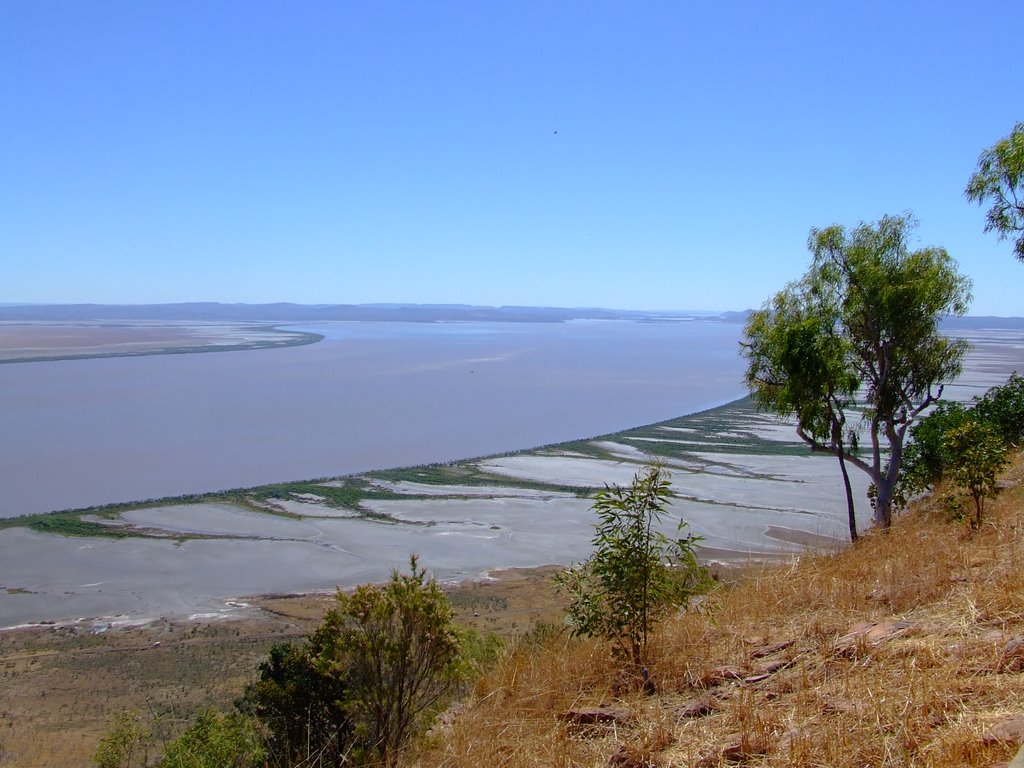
[834,620,911,653]
[749,639,796,659]
[1001,636,1024,672]
[607,745,631,766]
[602,745,651,768]
[820,696,863,715]
[699,665,744,687]
[719,735,768,763]
[982,716,1024,745]
[561,704,632,727]
[672,693,722,719]
[755,658,791,675]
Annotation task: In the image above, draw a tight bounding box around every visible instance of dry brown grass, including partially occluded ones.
[413,452,1024,768]
[0,566,569,767]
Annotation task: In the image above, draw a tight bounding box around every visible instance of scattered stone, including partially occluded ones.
[755,658,791,675]
[642,666,657,696]
[719,735,768,763]
[834,620,912,652]
[820,696,862,715]
[700,665,744,686]
[776,726,808,754]
[608,745,630,766]
[750,639,795,659]
[982,716,1024,746]
[607,744,657,767]
[560,704,632,726]
[672,694,722,719]
[1001,636,1024,672]
[983,629,1011,644]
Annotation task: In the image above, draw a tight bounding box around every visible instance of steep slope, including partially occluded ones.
[417,452,1024,768]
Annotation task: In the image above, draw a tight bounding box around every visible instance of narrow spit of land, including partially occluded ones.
[0,396,877,630]
[0,322,324,364]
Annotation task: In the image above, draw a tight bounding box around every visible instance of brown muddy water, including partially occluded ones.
[0,320,746,518]
[1,321,1022,628]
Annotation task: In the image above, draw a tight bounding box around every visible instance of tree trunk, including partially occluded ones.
[838,454,858,542]
[872,427,906,529]
[829,417,858,542]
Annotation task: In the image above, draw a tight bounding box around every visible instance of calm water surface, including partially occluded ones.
[0,320,746,517]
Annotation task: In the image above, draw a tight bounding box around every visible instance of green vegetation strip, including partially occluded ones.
[1,396,812,539]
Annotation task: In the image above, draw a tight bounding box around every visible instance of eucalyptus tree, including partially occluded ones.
[966,121,1024,262]
[744,215,972,530]
[743,280,861,540]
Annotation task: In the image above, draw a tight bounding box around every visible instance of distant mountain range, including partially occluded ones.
[0,303,752,324]
[0,303,1020,327]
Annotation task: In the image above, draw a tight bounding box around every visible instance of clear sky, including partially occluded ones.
[2,2,1022,315]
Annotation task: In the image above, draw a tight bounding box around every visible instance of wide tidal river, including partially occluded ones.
[0,320,747,518]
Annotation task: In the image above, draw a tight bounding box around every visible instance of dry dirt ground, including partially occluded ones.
[0,566,568,768]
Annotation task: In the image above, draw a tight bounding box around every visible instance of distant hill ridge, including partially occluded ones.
[1,303,1020,327]
[0,303,749,324]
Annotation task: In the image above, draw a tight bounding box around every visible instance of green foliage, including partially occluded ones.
[157,710,264,768]
[93,710,153,768]
[743,281,857,444]
[556,465,709,669]
[944,420,1009,530]
[972,372,1024,447]
[455,627,506,682]
[896,374,1020,511]
[742,278,862,540]
[966,121,1024,262]
[238,640,352,767]
[897,401,972,498]
[744,214,971,529]
[317,555,464,767]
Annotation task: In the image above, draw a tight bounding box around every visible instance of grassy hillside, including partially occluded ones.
[3,456,1022,766]
[413,452,1024,768]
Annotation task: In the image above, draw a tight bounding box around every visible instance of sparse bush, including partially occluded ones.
[896,374,1019,511]
[456,627,505,682]
[93,710,154,768]
[238,639,352,767]
[897,401,971,498]
[556,465,709,670]
[972,371,1024,447]
[157,710,263,768]
[944,420,1009,530]
[317,555,464,767]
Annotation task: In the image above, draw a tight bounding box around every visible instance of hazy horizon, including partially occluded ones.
[3,4,1022,316]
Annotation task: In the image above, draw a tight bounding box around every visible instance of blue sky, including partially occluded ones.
[2,2,1022,314]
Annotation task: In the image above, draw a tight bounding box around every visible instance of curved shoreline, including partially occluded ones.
[0,395,749,525]
[0,324,325,365]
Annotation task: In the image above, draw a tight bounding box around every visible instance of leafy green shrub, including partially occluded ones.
[556,465,710,669]
[898,401,971,497]
[157,710,263,768]
[456,627,505,682]
[944,420,1009,530]
[238,639,351,767]
[317,555,464,767]
[93,710,153,768]
[972,371,1024,447]
[896,374,1020,509]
